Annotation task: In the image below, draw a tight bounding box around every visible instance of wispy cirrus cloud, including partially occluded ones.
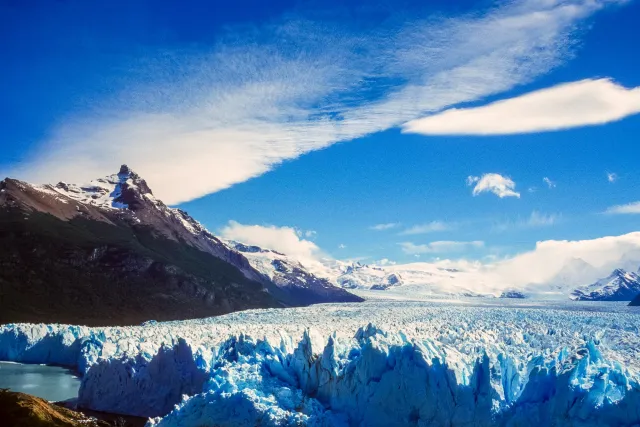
[605,201,640,215]
[3,0,626,204]
[543,177,556,188]
[370,223,400,231]
[493,211,560,232]
[399,240,484,255]
[403,78,640,135]
[400,221,452,235]
[467,173,520,198]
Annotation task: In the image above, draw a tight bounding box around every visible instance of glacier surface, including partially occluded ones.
[1,300,640,426]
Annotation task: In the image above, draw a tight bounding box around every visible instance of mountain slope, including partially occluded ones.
[0,389,110,427]
[226,241,363,305]
[570,268,640,301]
[0,165,360,325]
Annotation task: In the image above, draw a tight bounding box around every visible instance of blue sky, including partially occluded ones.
[2,0,640,264]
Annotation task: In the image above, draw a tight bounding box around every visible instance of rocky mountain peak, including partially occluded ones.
[118,164,132,176]
[611,268,627,277]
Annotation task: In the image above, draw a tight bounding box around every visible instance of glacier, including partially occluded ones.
[1,300,640,426]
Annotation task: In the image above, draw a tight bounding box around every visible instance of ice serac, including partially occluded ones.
[571,268,640,301]
[1,301,639,426]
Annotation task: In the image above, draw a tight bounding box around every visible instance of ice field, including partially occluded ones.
[1,299,639,426]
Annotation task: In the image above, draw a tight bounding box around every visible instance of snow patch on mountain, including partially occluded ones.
[51,166,138,210]
[226,241,363,304]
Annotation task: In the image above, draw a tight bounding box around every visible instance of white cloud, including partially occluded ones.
[607,172,618,183]
[543,177,556,188]
[403,78,640,135]
[220,221,640,297]
[486,232,640,287]
[386,232,640,296]
[3,0,626,204]
[493,211,560,231]
[400,221,451,235]
[467,173,520,198]
[220,221,322,262]
[338,244,347,249]
[370,223,400,231]
[399,240,484,255]
[605,201,640,214]
[527,211,559,227]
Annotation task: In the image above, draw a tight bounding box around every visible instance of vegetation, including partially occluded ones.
[0,389,108,427]
[0,210,280,326]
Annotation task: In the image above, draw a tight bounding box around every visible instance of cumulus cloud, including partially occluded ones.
[403,78,640,135]
[220,221,322,262]
[607,172,618,183]
[370,223,400,231]
[467,173,520,198]
[399,240,484,255]
[487,232,640,287]
[400,221,452,235]
[543,177,556,188]
[2,0,625,204]
[389,232,640,296]
[605,201,640,214]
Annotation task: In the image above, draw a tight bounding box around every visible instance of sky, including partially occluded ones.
[2,0,640,267]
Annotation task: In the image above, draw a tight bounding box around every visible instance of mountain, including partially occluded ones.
[0,165,360,325]
[524,257,600,298]
[499,290,526,299]
[225,241,363,305]
[570,268,640,301]
[630,292,640,306]
[323,260,494,297]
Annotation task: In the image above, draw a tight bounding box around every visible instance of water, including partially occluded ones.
[0,361,81,401]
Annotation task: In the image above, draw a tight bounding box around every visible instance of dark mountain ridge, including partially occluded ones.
[0,165,361,326]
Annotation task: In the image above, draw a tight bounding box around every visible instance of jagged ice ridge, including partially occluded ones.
[1,301,639,426]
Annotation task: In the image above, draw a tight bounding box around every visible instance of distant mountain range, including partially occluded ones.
[0,165,361,325]
[570,268,640,302]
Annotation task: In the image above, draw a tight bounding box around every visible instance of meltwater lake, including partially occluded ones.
[0,361,80,401]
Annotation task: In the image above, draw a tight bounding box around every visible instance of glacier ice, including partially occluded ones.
[1,300,640,426]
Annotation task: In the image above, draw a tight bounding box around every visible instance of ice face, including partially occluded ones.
[1,300,639,426]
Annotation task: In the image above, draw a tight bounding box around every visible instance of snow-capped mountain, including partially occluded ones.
[0,165,360,325]
[570,268,640,301]
[319,259,494,297]
[331,261,402,290]
[225,241,362,305]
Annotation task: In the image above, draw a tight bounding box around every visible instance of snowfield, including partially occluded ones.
[1,299,640,426]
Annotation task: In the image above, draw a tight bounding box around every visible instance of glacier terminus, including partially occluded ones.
[1,300,639,426]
